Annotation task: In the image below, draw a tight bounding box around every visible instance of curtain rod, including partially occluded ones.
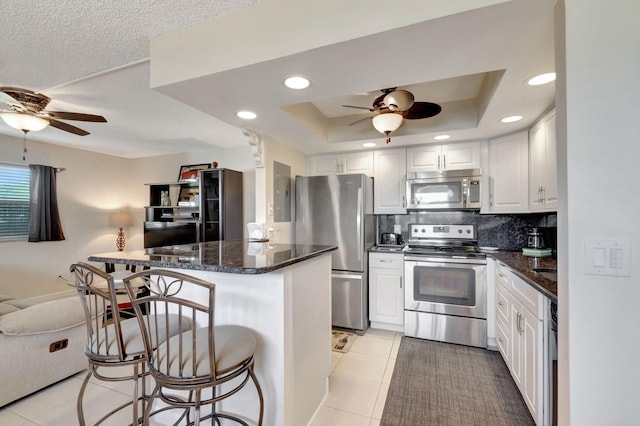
[0,162,66,172]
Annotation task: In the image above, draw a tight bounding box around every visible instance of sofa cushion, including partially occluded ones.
[0,303,20,316]
[0,296,86,336]
[2,289,77,310]
[0,294,14,303]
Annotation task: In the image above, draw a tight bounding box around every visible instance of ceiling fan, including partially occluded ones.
[342,88,441,143]
[0,86,107,136]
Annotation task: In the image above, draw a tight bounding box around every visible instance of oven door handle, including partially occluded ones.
[404,255,487,265]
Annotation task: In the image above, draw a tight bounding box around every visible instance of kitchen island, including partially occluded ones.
[89,240,337,426]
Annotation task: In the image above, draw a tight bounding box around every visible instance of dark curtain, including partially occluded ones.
[28,164,65,242]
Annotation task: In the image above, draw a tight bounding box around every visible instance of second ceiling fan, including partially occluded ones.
[342,87,441,143]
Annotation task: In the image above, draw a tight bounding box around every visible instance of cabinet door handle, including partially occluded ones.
[517,312,524,334]
[541,186,546,203]
[402,195,406,208]
[497,336,504,343]
[443,154,447,170]
[400,277,403,289]
[498,301,504,307]
[489,192,493,207]
[438,155,441,170]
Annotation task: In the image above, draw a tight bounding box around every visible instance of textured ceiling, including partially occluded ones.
[0,0,262,158]
[0,0,261,90]
[0,0,556,158]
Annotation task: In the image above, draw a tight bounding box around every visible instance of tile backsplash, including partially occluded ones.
[378,211,557,252]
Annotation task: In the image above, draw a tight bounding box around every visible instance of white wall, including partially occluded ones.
[0,135,257,298]
[0,134,134,297]
[262,137,307,243]
[561,1,640,424]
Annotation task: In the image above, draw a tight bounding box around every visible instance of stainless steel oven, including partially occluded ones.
[404,224,487,348]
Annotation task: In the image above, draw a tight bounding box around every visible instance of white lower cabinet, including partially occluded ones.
[495,263,545,425]
[368,252,404,332]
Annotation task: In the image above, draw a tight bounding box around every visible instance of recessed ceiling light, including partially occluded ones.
[236,110,257,120]
[283,76,311,90]
[501,115,523,123]
[362,142,376,148]
[526,72,556,86]
[434,134,450,141]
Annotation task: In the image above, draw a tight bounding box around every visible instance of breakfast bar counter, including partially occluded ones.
[89,240,337,426]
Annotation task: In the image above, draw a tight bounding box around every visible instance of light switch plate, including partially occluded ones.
[394,224,402,234]
[584,239,630,277]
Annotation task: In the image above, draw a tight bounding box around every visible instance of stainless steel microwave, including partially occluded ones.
[406,169,482,210]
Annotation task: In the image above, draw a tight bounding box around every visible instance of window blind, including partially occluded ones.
[0,164,30,240]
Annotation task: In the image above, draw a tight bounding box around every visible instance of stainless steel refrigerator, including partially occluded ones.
[295,174,375,333]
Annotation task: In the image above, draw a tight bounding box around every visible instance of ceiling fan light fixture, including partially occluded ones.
[372,113,403,135]
[283,76,311,90]
[0,112,50,132]
[434,134,450,141]
[362,142,376,148]
[383,90,414,111]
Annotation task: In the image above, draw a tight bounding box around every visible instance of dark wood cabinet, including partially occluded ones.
[143,169,243,248]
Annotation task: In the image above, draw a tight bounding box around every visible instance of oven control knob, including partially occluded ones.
[466,230,471,234]
[458,229,462,233]
[421,229,426,233]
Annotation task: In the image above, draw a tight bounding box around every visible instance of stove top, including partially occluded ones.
[404,224,485,259]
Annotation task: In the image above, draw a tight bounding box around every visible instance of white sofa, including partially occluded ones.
[0,289,88,407]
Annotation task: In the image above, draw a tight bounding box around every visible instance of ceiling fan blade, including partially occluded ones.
[0,91,24,109]
[46,118,90,136]
[348,116,372,126]
[403,102,442,119]
[43,111,107,122]
[342,105,375,112]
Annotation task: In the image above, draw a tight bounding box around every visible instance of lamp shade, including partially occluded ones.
[372,113,403,135]
[108,212,134,228]
[0,113,50,132]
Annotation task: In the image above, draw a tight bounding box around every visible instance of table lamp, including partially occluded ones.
[108,212,134,251]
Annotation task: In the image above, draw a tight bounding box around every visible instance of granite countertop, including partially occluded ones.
[489,251,557,301]
[88,240,337,274]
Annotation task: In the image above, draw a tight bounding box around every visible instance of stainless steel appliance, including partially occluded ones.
[295,174,374,333]
[406,169,482,210]
[404,224,487,347]
[527,227,546,249]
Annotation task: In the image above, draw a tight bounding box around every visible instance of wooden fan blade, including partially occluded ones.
[403,102,442,119]
[342,105,375,111]
[348,116,373,126]
[0,91,24,109]
[43,111,107,122]
[46,118,90,136]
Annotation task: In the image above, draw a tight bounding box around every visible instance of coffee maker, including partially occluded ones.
[527,227,546,249]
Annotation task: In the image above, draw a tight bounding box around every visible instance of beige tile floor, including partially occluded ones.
[0,328,401,425]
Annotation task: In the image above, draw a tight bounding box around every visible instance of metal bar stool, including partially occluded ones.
[70,262,190,425]
[122,269,264,426]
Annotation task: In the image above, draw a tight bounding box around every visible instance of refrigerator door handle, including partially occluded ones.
[357,187,363,261]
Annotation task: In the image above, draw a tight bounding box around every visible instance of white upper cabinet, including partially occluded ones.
[373,149,407,214]
[308,152,374,176]
[407,141,481,173]
[484,131,529,213]
[529,109,557,211]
